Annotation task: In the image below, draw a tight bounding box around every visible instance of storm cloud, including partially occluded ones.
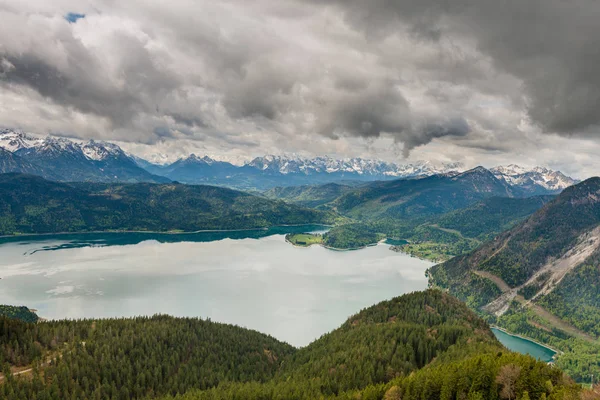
[0,0,599,171]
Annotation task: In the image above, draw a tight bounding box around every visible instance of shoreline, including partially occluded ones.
[285,236,391,252]
[491,325,561,357]
[0,223,334,239]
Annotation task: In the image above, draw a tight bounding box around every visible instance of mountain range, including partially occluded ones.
[0,129,580,193]
[149,153,579,193]
[0,129,168,183]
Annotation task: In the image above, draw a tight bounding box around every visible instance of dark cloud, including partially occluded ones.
[308,0,600,136]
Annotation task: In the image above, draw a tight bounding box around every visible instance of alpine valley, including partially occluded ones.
[1,128,599,400]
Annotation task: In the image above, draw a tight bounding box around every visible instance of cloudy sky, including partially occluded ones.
[1,0,599,177]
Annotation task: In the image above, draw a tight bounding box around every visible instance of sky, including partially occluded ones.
[0,0,599,178]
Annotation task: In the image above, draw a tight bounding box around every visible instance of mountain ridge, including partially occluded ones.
[0,173,340,235]
[0,129,168,183]
[0,129,580,192]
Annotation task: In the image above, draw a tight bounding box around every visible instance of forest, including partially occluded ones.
[0,174,341,235]
[0,291,587,400]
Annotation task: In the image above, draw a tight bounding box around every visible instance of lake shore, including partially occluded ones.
[0,223,334,239]
[491,325,561,357]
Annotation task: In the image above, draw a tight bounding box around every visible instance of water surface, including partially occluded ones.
[492,328,556,362]
[0,229,433,347]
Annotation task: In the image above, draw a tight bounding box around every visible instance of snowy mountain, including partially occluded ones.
[135,152,578,192]
[491,164,578,195]
[0,148,54,178]
[0,129,579,193]
[0,128,44,152]
[0,129,168,183]
[245,155,464,178]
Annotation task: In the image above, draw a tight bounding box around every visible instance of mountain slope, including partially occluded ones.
[0,148,52,178]
[0,291,582,399]
[263,182,355,208]
[431,177,600,289]
[282,169,554,255]
[428,177,600,381]
[327,167,517,220]
[0,173,340,235]
[432,195,555,241]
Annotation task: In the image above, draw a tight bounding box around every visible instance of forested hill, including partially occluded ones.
[270,168,557,256]
[430,177,600,289]
[0,290,583,399]
[326,167,517,220]
[428,177,600,382]
[0,173,341,235]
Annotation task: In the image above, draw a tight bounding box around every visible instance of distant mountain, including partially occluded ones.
[491,164,578,194]
[0,173,340,235]
[0,129,580,192]
[139,152,578,193]
[0,129,168,183]
[246,155,464,177]
[0,148,53,178]
[326,166,518,220]
[0,128,44,151]
[155,154,242,184]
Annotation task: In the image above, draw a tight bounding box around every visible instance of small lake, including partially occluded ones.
[0,226,433,347]
[492,328,557,362]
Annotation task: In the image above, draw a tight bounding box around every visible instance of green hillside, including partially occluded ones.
[0,291,584,400]
[321,194,552,259]
[0,173,342,235]
[264,182,354,208]
[268,168,553,255]
[428,177,600,382]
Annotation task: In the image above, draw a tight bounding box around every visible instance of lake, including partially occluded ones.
[0,227,433,347]
[492,328,557,362]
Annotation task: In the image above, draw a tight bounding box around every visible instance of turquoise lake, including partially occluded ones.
[492,328,557,362]
[0,226,433,347]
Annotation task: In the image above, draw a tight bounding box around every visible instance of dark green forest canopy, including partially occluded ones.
[0,173,342,235]
[0,291,583,400]
[0,306,38,324]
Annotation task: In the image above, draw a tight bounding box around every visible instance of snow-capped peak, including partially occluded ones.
[491,165,578,192]
[0,128,44,152]
[81,140,125,161]
[243,155,464,177]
